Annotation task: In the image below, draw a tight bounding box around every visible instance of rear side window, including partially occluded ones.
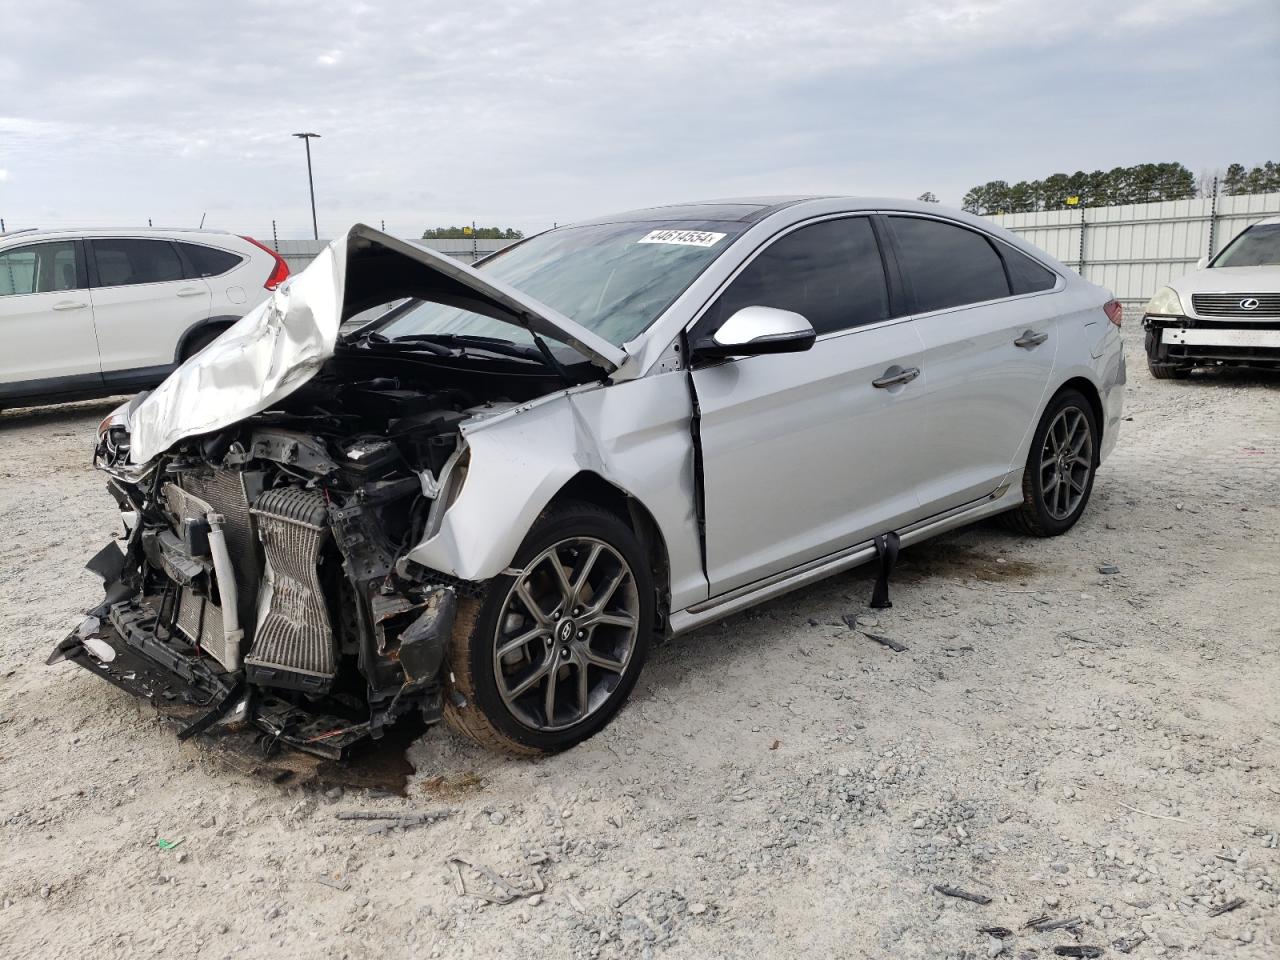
[707,217,890,337]
[1002,246,1058,294]
[91,238,184,287]
[889,216,1010,313]
[179,243,243,278]
[0,241,81,295]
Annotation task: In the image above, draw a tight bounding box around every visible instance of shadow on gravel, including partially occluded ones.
[1174,367,1280,390]
[0,397,126,430]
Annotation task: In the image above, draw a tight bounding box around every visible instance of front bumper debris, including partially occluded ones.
[1162,327,1280,349]
[50,606,373,761]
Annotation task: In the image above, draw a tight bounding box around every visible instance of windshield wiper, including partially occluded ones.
[391,333,549,365]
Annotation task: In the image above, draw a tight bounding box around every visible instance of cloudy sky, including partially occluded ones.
[1,0,1277,240]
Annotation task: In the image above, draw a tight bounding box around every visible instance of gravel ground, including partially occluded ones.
[1,326,1277,959]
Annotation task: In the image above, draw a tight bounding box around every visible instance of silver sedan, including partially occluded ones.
[65,196,1125,757]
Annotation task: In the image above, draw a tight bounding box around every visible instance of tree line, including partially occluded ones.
[959,160,1279,215]
[421,226,525,239]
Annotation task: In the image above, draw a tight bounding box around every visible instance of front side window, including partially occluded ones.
[889,216,1010,313]
[376,219,747,349]
[1212,223,1280,268]
[91,239,185,287]
[700,217,890,338]
[0,241,81,296]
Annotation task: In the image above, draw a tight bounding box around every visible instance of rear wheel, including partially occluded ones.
[443,501,652,754]
[1003,389,1099,537]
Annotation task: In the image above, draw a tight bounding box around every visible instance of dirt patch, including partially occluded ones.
[900,538,1042,582]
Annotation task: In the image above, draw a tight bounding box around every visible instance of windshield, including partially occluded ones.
[374,219,744,348]
[1213,223,1280,268]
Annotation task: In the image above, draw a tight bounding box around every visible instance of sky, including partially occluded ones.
[1,0,1277,241]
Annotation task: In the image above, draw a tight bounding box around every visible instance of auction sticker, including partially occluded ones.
[637,229,726,247]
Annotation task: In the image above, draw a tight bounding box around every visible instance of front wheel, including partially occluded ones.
[1003,389,1099,537]
[443,501,653,754]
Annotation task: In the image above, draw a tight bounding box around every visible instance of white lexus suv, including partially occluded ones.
[1142,217,1280,378]
[0,228,289,411]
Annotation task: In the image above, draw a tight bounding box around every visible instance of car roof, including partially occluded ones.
[0,227,237,243]
[569,196,833,227]
[564,195,981,229]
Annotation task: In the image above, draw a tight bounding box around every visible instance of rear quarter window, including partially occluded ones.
[179,243,243,278]
[1001,246,1058,294]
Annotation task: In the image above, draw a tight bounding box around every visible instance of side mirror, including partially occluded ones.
[692,305,816,359]
[1195,256,1209,270]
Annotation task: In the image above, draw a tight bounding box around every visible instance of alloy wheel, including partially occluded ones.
[1039,405,1094,521]
[492,537,640,732]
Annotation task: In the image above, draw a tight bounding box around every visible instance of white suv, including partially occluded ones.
[0,228,289,410]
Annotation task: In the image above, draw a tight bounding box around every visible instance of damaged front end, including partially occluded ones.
[53,392,470,758]
[50,224,618,759]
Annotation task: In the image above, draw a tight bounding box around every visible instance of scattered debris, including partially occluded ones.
[1027,916,1084,934]
[933,884,992,905]
[1112,933,1147,954]
[156,838,184,850]
[315,875,350,891]
[862,631,909,653]
[769,739,780,750]
[1116,800,1187,823]
[1209,897,1246,917]
[978,926,1015,939]
[1053,947,1102,958]
[1097,564,1120,575]
[336,809,454,834]
[448,856,545,905]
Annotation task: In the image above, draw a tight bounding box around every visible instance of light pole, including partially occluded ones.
[292,132,321,240]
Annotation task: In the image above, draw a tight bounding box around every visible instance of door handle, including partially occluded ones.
[176,287,206,297]
[1014,330,1049,348]
[872,366,920,389]
[52,301,88,311]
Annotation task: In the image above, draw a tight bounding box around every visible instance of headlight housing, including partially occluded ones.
[1143,286,1185,317]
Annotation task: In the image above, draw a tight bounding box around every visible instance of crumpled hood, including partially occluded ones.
[127,224,626,464]
[1171,265,1280,297]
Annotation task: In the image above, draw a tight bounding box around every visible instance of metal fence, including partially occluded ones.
[275,236,517,274]
[987,192,1280,311]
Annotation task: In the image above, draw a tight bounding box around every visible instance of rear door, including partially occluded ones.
[691,215,928,596]
[884,214,1060,514]
[0,239,101,392]
[87,237,212,377]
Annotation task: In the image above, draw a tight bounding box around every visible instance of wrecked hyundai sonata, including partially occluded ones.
[52,197,1125,756]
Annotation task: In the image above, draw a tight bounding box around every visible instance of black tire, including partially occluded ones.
[1003,388,1099,537]
[179,326,227,362]
[1148,361,1190,380]
[1144,328,1191,380]
[443,500,653,754]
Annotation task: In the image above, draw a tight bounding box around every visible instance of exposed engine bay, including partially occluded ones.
[51,352,567,758]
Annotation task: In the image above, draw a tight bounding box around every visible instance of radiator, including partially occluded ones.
[245,487,337,687]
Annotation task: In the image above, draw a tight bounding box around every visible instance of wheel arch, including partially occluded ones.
[173,315,240,363]
[547,471,673,630]
[1053,375,1105,452]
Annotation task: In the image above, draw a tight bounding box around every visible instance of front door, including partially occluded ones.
[884,215,1060,514]
[690,216,928,596]
[87,237,212,377]
[0,239,100,393]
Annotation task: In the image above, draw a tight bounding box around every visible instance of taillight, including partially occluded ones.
[1104,299,1123,328]
[240,235,290,290]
